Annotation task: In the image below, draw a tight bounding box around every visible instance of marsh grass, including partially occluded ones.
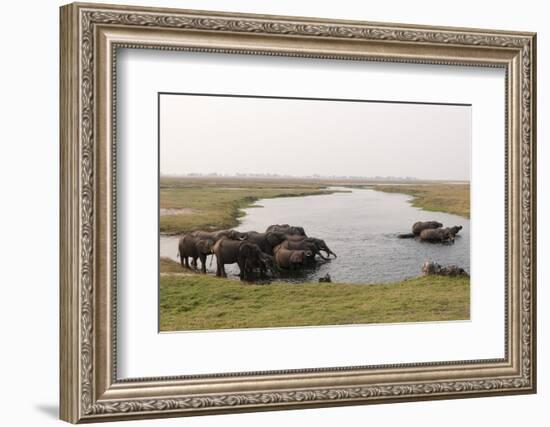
[160,178,340,234]
[159,178,470,235]
[159,258,470,331]
[372,183,470,218]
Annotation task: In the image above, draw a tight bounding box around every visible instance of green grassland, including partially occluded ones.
[160,258,470,331]
[160,177,342,234]
[372,183,470,218]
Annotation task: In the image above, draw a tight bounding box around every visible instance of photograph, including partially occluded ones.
[158,93,471,331]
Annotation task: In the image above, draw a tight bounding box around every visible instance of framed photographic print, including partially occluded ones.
[59,2,537,423]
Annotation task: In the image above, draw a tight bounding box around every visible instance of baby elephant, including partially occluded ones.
[177,234,214,273]
[273,245,312,270]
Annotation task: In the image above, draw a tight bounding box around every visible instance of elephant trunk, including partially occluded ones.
[326,249,337,258]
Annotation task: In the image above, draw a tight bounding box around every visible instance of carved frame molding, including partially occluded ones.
[60,2,536,423]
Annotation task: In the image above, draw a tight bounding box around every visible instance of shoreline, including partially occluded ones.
[160,182,469,236]
[159,186,348,235]
[369,183,470,219]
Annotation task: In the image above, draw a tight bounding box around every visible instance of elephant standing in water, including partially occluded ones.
[177,234,215,273]
[278,239,332,261]
[191,229,247,242]
[244,231,287,255]
[412,221,443,235]
[398,221,443,239]
[273,245,312,270]
[213,238,267,281]
[285,235,337,259]
[419,227,456,243]
[266,224,307,237]
[419,225,463,243]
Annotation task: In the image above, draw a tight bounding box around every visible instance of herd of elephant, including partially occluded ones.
[177,224,337,281]
[397,221,463,243]
[177,220,463,282]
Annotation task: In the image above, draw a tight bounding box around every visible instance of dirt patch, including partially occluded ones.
[160,208,198,216]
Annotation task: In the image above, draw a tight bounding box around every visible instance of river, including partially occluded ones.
[160,188,470,284]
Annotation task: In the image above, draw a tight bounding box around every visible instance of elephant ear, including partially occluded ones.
[239,242,253,258]
[195,239,210,254]
[266,232,277,246]
[267,232,285,246]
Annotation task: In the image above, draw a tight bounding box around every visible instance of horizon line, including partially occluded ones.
[159,174,470,182]
[159,91,472,107]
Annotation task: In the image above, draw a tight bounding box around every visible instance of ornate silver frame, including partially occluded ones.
[60,2,536,423]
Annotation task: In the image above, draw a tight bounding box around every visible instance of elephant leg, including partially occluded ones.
[215,257,222,277]
[238,259,246,280]
[199,254,207,274]
[184,257,189,269]
[217,257,227,277]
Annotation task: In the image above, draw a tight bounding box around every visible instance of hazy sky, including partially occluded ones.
[160,94,471,181]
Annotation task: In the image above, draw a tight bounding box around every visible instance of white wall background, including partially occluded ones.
[0,1,545,426]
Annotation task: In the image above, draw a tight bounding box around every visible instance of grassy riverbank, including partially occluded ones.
[373,183,470,218]
[160,178,470,234]
[160,259,470,331]
[160,177,342,234]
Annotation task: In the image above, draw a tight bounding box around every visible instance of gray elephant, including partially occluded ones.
[191,229,247,242]
[398,221,444,239]
[244,231,287,255]
[285,235,337,258]
[212,238,266,281]
[265,224,307,237]
[177,234,215,273]
[257,253,276,278]
[278,239,334,260]
[413,221,443,235]
[419,227,455,243]
[273,245,312,270]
